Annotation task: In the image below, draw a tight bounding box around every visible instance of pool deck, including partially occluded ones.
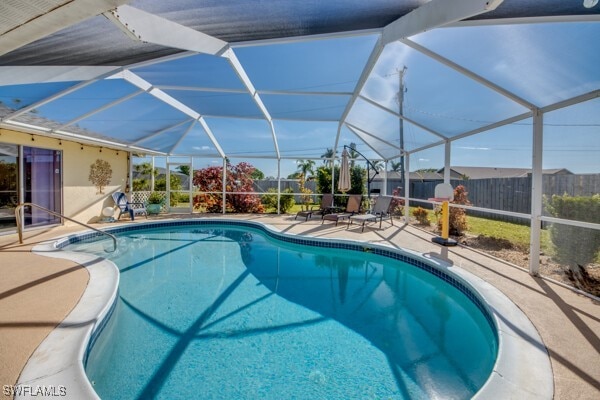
[0,213,598,400]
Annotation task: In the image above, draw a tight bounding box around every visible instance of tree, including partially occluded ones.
[371,160,384,172]
[176,165,190,176]
[296,159,315,179]
[316,164,365,207]
[250,168,265,180]
[320,148,334,168]
[192,162,264,213]
[296,159,315,209]
[133,162,155,191]
[261,188,295,213]
[390,161,402,172]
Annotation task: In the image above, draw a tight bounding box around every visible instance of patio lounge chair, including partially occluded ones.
[295,193,334,221]
[349,195,394,232]
[112,191,147,221]
[322,194,362,226]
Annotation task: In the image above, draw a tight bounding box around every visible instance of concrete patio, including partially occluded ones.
[0,214,598,399]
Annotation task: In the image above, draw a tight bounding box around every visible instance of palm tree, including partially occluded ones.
[320,148,334,168]
[296,159,315,180]
[371,160,385,172]
[390,161,402,172]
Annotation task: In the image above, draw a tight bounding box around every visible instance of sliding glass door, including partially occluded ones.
[0,143,62,232]
[23,146,62,227]
[0,144,18,232]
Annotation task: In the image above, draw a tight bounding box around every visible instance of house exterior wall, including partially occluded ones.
[0,128,128,225]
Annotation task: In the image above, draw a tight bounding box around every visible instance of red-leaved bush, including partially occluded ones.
[192,162,264,213]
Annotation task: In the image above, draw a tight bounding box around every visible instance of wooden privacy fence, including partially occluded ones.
[371,174,600,223]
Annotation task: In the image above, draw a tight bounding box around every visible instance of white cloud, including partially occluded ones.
[457,146,490,151]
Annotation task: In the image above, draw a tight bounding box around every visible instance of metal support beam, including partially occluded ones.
[2,68,124,122]
[450,14,600,28]
[224,48,281,159]
[277,159,281,215]
[131,119,194,146]
[358,94,446,139]
[346,123,402,155]
[336,37,385,150]
[169,120,196,154]
[222,158,227,214]
[198,118,226,159]
[444,141,451,183]
[529,109,544,275]
[448,112,533,143]
[383,160,388,196]
[401,38,536,110]
[57,89,144,130]
[121,70,225,158]
[541,89,600,114]
[104,5,228,55]
[0,0,128,57]
[404,152,410,223]
[0,66,120,86]
[382,0,504,45]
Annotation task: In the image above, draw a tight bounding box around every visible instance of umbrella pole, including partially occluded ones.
[343,145,378,199]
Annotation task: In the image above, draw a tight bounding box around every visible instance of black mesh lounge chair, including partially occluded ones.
[295,193,334,221]
[322,194,362,226]
[349,195,394,232]
[112,191,147,220]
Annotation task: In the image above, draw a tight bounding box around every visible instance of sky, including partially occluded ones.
[1,21,598,178]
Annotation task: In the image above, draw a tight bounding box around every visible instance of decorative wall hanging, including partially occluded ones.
[89,159,112,194]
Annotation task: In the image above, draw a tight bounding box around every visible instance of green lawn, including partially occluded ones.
[269,203,555,254]
[409,206,553,254]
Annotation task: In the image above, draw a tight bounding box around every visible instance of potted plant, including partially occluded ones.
[146,192,164,215]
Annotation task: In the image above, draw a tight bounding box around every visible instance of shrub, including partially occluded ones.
[435,185,470,235]
[412,207,430,225]
[192,162,264,213]
[545,194,600,269]
[147,192,164,204]
[390,188,404,216]
[261,188,295,213]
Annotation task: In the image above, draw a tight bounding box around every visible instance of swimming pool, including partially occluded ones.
[16,219,554,400]
[63,221,496,399]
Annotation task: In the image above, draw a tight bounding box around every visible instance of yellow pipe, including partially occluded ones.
[441,201,449,239]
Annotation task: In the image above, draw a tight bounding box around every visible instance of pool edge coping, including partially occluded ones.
[16,218,553,400]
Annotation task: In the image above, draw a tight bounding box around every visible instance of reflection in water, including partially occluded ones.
[82,226,495,400]
[245,237,492,398]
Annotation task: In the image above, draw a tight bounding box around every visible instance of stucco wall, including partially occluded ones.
[0,128,129,224]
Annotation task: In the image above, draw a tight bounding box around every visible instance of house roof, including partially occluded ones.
[438,166,573,179]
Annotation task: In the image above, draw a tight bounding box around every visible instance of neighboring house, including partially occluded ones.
[370,170,444,182]
[436,166,573,180]
[372,167,572,183]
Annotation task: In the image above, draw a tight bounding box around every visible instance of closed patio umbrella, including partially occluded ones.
[338,148,351,193]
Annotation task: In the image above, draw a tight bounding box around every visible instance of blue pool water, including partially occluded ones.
[69,224,497,399]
